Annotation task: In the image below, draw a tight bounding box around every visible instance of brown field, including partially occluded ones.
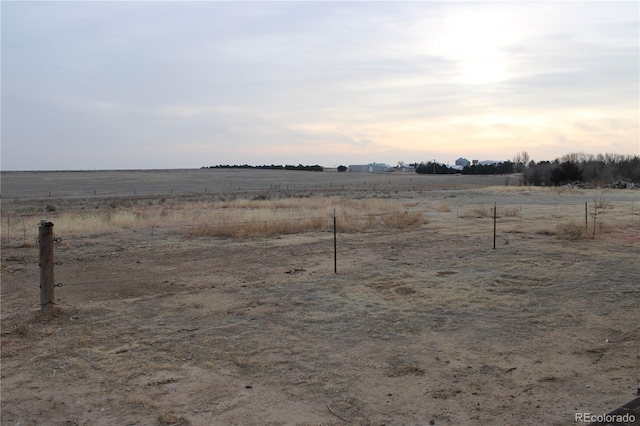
[1,169,639,425]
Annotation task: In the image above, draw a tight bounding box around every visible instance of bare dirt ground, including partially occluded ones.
[1,170,639,425]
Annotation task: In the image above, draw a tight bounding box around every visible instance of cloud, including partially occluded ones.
[1,1,638,170]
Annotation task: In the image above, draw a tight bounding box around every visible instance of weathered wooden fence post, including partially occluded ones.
[38,220,55,312]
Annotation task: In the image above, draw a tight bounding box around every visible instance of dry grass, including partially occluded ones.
[382,211,427,229]
[479,185,586,195]
[502,207,520,217]
[435,201,452,212]
[233,357,250,368]
[189,210,426,239]
[157,413,191,426]
[2,197,427,241]
[458,205,520,219]
[556,221,586,240]
[131,396,160,409]
[459,206,493,218]
[190,217,325,239]
[423,284,528,311]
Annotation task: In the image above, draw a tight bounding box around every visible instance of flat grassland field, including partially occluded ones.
[1,169,639,425]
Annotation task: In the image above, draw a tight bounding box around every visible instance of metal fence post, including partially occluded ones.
[38,220,55,312]
[334,209,337,274]
[493,202,497,250]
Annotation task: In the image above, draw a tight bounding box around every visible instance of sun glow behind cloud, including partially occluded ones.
[429,6,514,86]
[1,2,638,170]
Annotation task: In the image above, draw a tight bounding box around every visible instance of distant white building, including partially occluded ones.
[455,158,471,168]
[348,165,367,172]
[348,163,392,173]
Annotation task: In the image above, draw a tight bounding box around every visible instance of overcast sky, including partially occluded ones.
[2,1,638,171]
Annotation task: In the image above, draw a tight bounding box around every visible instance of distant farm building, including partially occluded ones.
[455,158,471,168]
[348,163,392,173]
[470,159,499,167]
[399,164,415,172]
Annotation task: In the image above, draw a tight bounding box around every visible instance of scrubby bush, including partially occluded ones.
[556,221,586,240]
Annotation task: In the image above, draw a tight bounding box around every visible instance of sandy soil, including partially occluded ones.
[1,170,639,425]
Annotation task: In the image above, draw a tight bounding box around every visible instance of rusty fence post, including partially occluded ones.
[38,220,55,312]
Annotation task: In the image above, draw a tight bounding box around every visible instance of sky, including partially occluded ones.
[1,1,639,171]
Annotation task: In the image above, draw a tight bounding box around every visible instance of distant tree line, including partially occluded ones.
[415,161,515,175]
[414,152,639,186]
[521,153,640,186]
[415,162,457,174]
[284,164,323,172]
[202,164,324,172]
[461,161,515,175]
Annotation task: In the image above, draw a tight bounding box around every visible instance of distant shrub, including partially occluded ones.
[382,211,427,229]
[460,206,492,218]
[556,221,585,240]
[502,207,520,217]
[45,205,57,212]
[435,202,452,212]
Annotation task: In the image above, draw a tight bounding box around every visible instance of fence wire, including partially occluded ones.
[1,202,638,305]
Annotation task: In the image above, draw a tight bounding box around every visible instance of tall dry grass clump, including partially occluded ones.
[435,201,452,212]
[556,221,586,240]
[460,206,492,218]
[382,211,426,229]
[38,212,143,235]
[190,216,329,239]
[187,198,427,239]
[1,196,427,242]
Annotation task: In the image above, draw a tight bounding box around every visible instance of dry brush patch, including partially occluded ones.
[479,185,586,195]
[556,221,587,240]
[186,200,427,239]
[434,201,452,212]
[3,185,633,245]
[458,205,520,219]
[2,196,427,242]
